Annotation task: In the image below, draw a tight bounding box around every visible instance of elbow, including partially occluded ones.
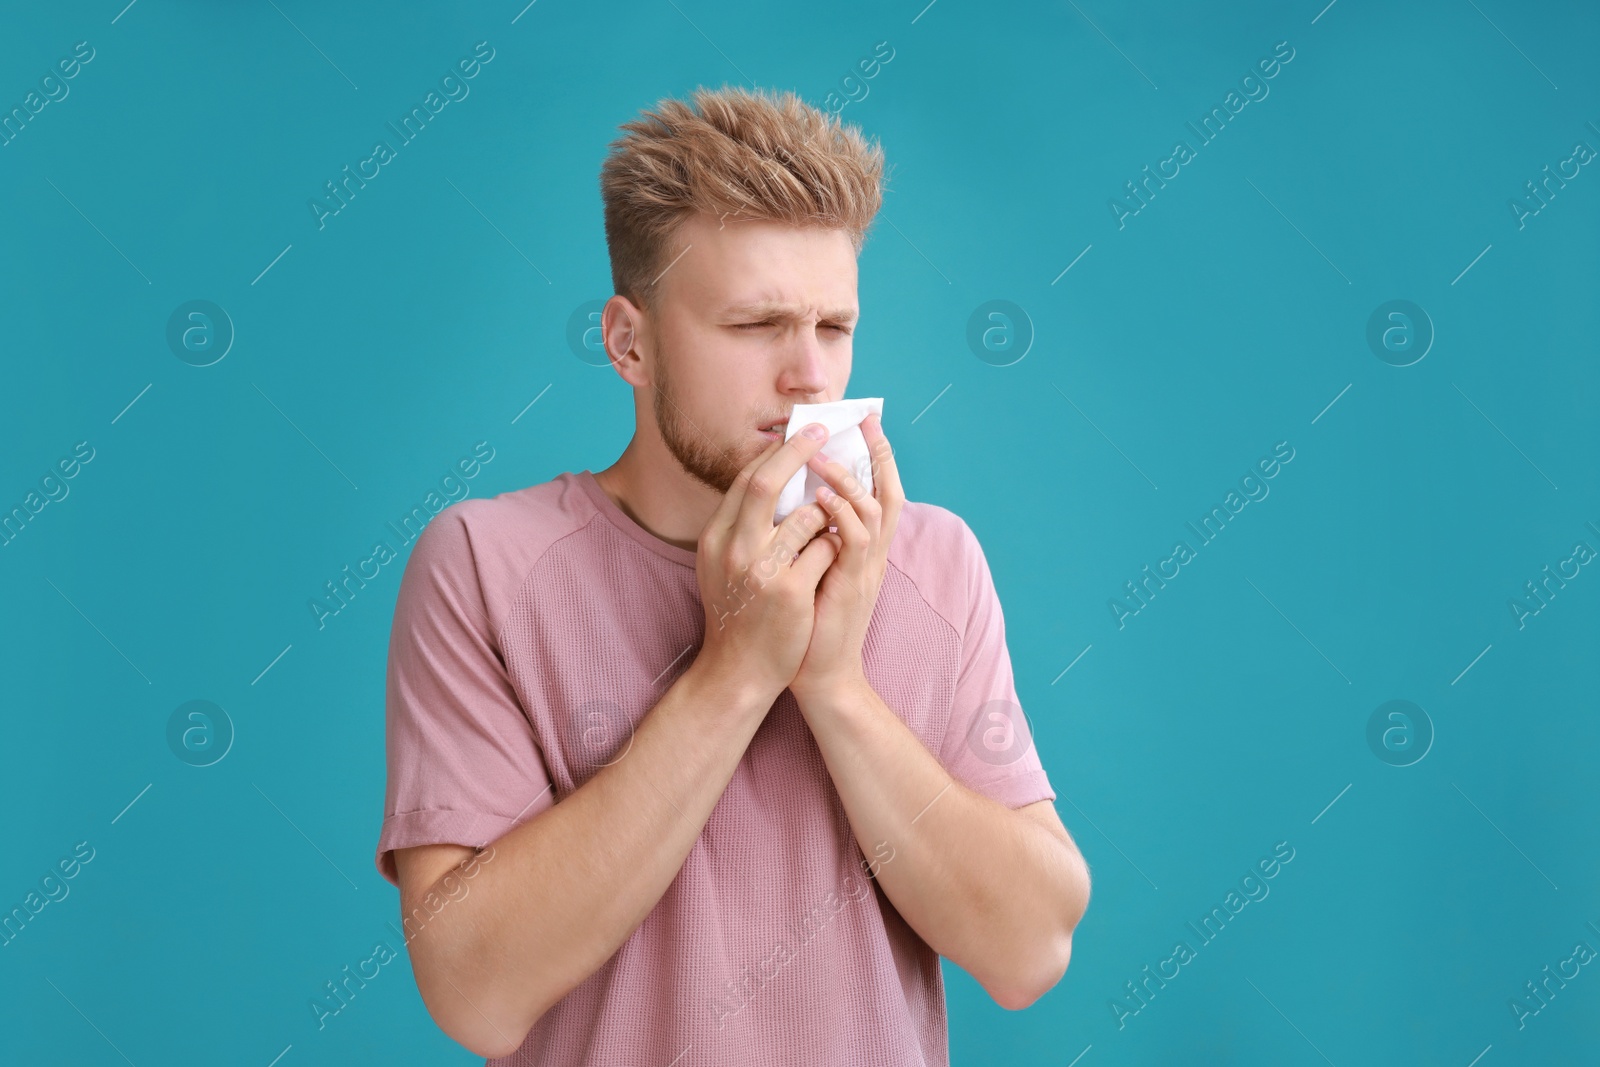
[988,861,1088,1013]
[413,957,539,1060]
[478,1031,532,1062]
[983,849,1093,1011]
[426,991,533,1060]
[988,931,1073,1011]
[463,1017,530,1063]
[458,1028,524,1062]
[423,990,527,1060]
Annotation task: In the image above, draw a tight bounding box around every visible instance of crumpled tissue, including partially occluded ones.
[774,397,884,522]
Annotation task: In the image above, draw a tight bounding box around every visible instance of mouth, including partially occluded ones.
[757,420,788,441]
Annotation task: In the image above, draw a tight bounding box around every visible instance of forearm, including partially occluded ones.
[412,657,775,1057]
[797,678,1088,1006]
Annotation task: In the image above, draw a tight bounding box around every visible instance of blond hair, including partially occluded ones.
[600,85,888,311]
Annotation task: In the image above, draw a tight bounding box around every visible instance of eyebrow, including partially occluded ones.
[721,301,859,324]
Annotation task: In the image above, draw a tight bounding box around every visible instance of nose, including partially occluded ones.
[777,323,834,401]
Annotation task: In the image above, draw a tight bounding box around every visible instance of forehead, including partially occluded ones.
[659,212,859,318]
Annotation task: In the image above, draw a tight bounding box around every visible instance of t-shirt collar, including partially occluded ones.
[575,469,699,570]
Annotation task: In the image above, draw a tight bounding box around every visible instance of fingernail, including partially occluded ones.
[801,423,827,441]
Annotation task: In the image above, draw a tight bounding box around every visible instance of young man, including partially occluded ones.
[375,85,1091,1065]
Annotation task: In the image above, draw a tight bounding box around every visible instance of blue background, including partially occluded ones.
[2,0,1597,1064]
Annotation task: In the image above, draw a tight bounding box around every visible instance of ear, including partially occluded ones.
[602,294,651,387]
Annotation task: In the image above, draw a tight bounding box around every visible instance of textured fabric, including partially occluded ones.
[375,468,1056,1066]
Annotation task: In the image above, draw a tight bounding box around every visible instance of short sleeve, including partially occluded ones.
[374,504,556,887]
[937,517,1056,810]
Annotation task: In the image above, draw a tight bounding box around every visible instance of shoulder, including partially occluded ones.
[886,498,985,629]
[887,498,975,567]
[399,472,598,630]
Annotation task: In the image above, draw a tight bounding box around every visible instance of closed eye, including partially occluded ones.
[732,321,852,332]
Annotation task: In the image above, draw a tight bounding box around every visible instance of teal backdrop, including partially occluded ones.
[2,1,1597,1064]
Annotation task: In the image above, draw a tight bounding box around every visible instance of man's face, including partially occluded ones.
[634,212,859,494]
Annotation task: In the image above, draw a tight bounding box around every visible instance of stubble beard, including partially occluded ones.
[652,347,760,496]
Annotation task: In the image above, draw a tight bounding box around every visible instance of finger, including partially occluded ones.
[707,434,787,544]
[817,483,869,568]
[859,411,904,541]
[734,422,830,539]
[807,451,881,525]
[859,412,901,505]
[788,523,842,588]
[773,499,831,561]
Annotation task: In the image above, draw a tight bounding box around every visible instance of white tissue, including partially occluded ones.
[774,397,885,522]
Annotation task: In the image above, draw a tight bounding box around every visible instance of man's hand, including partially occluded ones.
[789,411,903,705]
[695,423,840,701]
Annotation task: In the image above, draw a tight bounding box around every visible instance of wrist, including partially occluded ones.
[685,651,782,724]
[790,669,869,712]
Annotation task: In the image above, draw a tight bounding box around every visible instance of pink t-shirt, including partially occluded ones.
[375,468,1055,1066]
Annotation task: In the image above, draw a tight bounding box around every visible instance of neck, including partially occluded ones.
[592,440,719,554]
